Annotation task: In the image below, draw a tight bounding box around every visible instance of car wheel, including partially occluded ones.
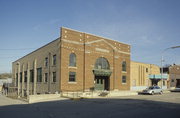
[151,91,154,95]
[159,91,163,94]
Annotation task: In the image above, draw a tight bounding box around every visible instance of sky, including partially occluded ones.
[0,0,180,73]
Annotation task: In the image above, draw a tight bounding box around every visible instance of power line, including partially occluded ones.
[0,48,36,50]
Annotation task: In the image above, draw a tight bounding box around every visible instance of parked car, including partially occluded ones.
[170,85,180,92]
[141,86,163,95]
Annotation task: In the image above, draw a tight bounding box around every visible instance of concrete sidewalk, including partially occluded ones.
[28,94,69,103]
[0,94,27,106]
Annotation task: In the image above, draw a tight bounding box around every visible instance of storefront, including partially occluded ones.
[149,74,168,89]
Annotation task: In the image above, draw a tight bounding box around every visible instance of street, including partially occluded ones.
[0,92,180,118]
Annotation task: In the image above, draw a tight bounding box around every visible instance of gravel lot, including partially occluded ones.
[0,92,180,118]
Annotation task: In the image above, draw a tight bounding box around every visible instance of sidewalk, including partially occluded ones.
[0,94,27,106]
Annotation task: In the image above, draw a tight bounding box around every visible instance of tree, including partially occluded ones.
[0,73,12,79]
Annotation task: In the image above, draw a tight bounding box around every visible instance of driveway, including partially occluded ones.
[0,92,180,118]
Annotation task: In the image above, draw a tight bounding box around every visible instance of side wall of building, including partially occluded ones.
[12,39,60,95]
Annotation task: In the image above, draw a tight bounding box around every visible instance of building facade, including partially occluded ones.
[163,65,180,88]
[130,61,168,91]
[12,27,131,97]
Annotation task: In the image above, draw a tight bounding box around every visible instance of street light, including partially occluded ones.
[161,46,180,89]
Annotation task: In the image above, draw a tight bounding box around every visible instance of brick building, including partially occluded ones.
[169,65,180,88]
[162,65,180,88]
[12,27,131,97]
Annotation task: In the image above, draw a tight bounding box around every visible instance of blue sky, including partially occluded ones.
[0,0,180,73]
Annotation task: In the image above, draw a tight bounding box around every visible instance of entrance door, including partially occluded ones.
[151,79,160,86]
[94,76,109,90]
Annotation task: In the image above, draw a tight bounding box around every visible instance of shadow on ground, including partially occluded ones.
[0,98,180,118]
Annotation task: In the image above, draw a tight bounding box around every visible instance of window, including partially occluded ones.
[69,53,76,67]
[20,72,22,83]
[52,72,56,82]
[45,57,48,67]
[122,61,126,72]
[146,68,148,73]
[53,55,56,66]
[44,73,48,82]
[156,86,160,89]
[16,73,18,86]
[95,57,110,69]
[24,71,27,82]
[122,75,126,83]
[69,72,76,82]
[171,79,174,82]
[30,70,34,82]
[37,68,42,82]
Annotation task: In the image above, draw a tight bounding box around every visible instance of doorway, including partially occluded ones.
[94,76,109,90]
[151,79,160,86]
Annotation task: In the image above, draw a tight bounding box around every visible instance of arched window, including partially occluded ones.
[95,57,110,69]
[69,53,76,67]
[122,61,126,72]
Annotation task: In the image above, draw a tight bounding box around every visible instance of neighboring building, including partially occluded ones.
[130,61,168,91]
[12,27,131,97]
[163,64,180,88]
[169,65,180,88]
[0,78,12,92]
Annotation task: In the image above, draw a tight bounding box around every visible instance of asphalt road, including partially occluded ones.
[0,92,180,118]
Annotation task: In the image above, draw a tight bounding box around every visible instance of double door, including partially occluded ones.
[94,76,109,90]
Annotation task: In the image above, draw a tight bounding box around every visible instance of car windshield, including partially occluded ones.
[148,86,154,89]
